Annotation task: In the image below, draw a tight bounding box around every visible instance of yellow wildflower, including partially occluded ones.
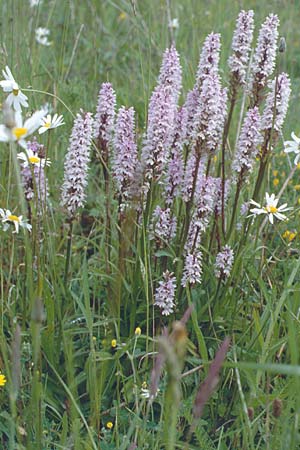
[135,327,141,336]
[283,230,297,241]
[118,11,127,21]
[273,178,279,187]
[273,170,279,177]
[294,185,300,191]
[0,374,7,387]
[111,339,117,348]
[106,421,113,429]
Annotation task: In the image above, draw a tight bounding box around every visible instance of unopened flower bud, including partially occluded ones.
[272,398,283,418]
[247,407,254,420]
[278,37,286,53]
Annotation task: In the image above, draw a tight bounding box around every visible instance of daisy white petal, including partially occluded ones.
[249,199,261,208]
[2,66,15,82]
[284,132,300,165]
[291,132,300,143]
[0,66,28,112]
[0,208,31,233]
[249,192,292,224]
[17,148,51,168]
[0,80,15,91]
[38,113,64,134]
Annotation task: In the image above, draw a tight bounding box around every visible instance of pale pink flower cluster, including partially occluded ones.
[158,45,182,103]
[154,271,176,316]
[113,106,138,208]
[192,34,227,155]
[94,82,116,148]
[164,107,188,204]
[61,111,94,217]
[248,14,279,93]
[232,107,262,178]
[185,176,217,252]
[261,73,291,131]
[228,10,254,85]
[214,245,234,280]
[150,206,177,244]
[196,33,221,85]
[181,252,203,287]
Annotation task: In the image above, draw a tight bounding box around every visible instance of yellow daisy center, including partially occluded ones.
[8,215,20,223]
[44,122,51,128]
[13,127,28,140]
[29,156,40,164]
[265,206,278,214]
[13,88,19,96]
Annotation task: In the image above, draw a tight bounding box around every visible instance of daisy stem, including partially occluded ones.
[22,88,75,118]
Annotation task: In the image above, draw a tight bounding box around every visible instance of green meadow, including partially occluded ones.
[0,1,300,449]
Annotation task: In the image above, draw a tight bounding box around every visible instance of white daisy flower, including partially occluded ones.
[0,108,47,149]
[17,148,51,168]
[35,27,51,46]
[30,0,41,6]
[0,208,32,233]
[0,66,28,112]
[284,132,300,165]
[169,18,179,29]
[38,113,64,134]
[249,192,292,224]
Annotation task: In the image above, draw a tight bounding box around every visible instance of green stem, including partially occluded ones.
[64,220,73,285]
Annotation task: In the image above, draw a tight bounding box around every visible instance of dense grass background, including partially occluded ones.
[1,1,300,449]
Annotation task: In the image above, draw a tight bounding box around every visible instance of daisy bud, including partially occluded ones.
[228,10,255,85]
[154,271,176,316]
[61,111,94,218]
